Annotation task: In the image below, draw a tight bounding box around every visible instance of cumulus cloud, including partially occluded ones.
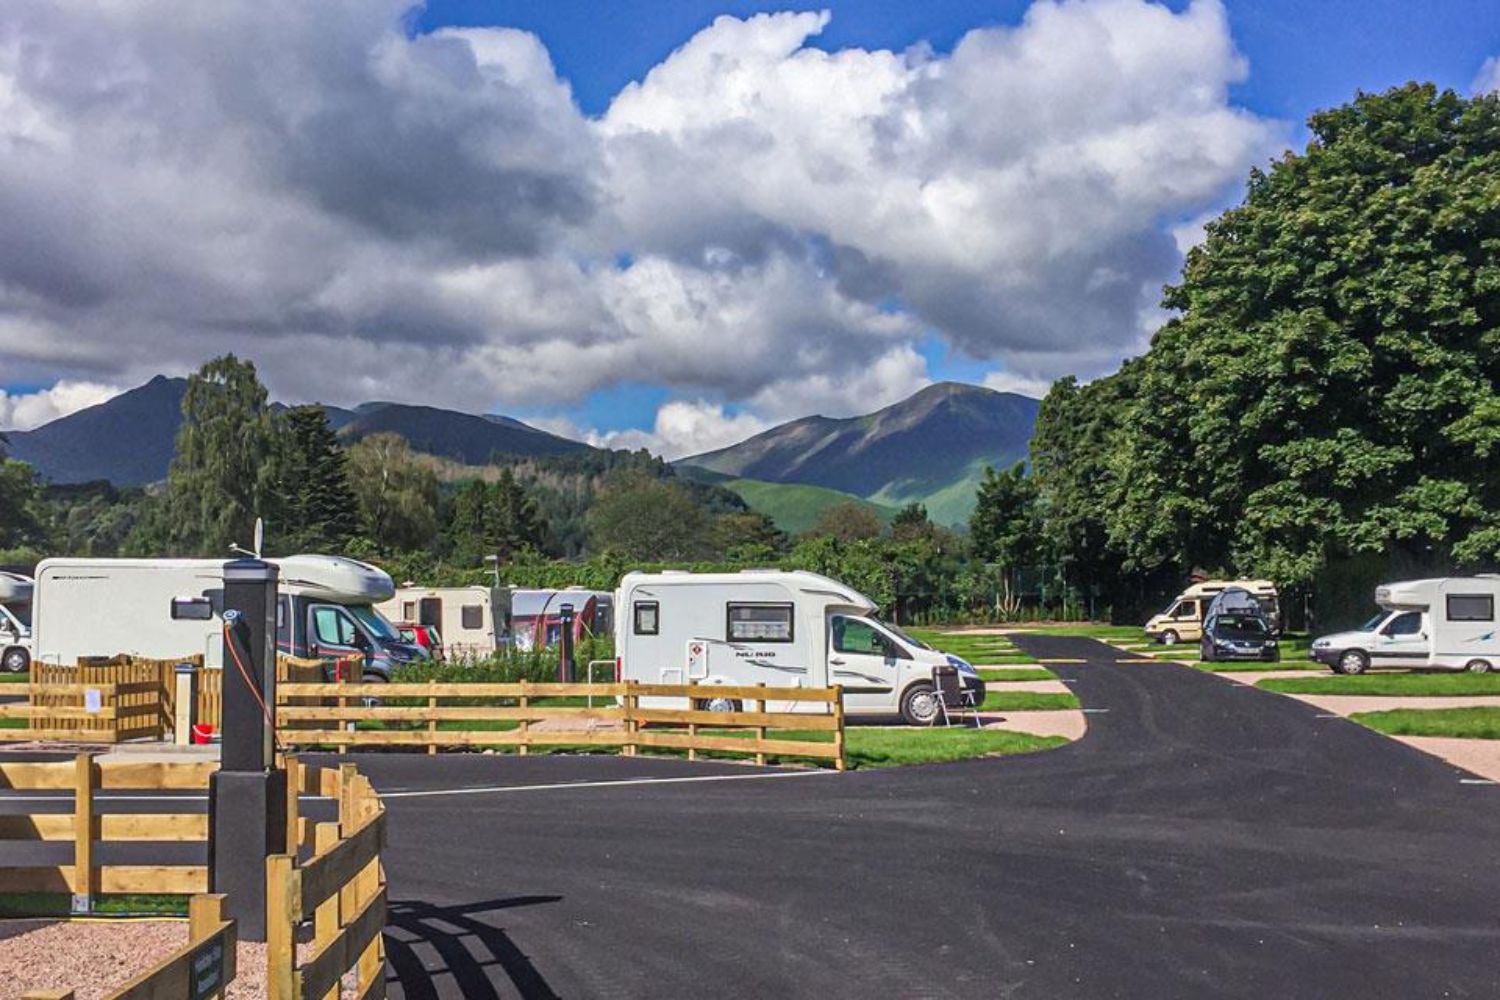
[0,0,1279,453]
[982,370,1054,400]
[0,381,121,431]
[1475,56,1500,94]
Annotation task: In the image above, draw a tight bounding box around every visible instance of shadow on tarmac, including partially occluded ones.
[385,895,563,1000]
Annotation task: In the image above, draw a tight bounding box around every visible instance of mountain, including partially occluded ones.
[675,465,897,535]
[678,382,1040,525]
[4,377,592,486]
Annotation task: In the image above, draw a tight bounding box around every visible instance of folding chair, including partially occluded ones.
[933,664,981,727]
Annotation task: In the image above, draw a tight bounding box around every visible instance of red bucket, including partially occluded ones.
[191,723,218,745]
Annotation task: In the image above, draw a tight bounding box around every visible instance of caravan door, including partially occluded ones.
[1372,611,1430,668]
[828,615,902,714]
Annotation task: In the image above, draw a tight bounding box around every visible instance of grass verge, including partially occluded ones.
[0,892,190,918]
[706,726,1066,768]
[980,691,1079,711]
[1351,706,1500,740]
[1193,659,1319,673]
[977,668,1059,682]
[1260,673,1500,696]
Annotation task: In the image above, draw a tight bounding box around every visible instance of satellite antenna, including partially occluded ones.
[229,517,266,559]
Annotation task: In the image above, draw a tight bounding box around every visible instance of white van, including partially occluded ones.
[0,572,33,673]
[1145,580,1279,644]
[377,585,507,656]
[615,570,984,725]
[1311,576,1500,674]
[33,555,423,681]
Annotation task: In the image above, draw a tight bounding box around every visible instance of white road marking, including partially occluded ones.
[1315,714,1343,719]
[1459,778,1496,785]
[379,769,836,800]
[1081,708,1110,714]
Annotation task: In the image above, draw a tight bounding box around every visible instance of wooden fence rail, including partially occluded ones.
[274,680,846,769]
[269,760,387,1000]
[0,753,215,905]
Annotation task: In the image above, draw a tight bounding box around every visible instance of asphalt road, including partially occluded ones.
[342,635,1500,999]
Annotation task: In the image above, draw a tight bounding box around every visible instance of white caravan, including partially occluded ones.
[33,555,423,680]
[1310,576,1500,674]
[0,572,33,673]
[614,570,985,725]
[377,585,506,656]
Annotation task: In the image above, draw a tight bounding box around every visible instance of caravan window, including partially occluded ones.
[633,601,659,636]
[726,603,794,643]
[1448,594,1495,622]
[461,605,484,631]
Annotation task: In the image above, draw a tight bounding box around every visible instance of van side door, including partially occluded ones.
[829,615,905,714]
[307,604,371,675]
[1374,611,1429,668]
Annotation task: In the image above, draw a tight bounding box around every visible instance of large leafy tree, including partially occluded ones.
[1105,84,1500,586]
[160,355,281,556]
[586,469,714,560]
[446,469,548,566]
[345,433,440,553]
[277,406,359,553]
[969,463,1038,572]
[0,435,50,555]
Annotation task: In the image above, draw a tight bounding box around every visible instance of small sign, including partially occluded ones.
[84,688,103,714]
[189,935,226,1000]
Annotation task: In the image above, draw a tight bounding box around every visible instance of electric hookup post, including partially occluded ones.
[209,558,287,941]
[558,603,575,682]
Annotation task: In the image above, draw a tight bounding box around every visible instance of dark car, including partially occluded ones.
[1200,588,1280,662]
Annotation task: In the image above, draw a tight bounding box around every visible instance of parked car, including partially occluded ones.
[1145,579,1279,645]
[397,623,444,660]
[1310,576,1500,674]
[1199,588,1280,662]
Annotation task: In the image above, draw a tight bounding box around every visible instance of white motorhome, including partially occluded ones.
[33,555,423,681]
[1311,576,1500,674]
[615,570,984,725]
[377,585,507,656]
[1145,579,1279,644]
[0,572,34,673]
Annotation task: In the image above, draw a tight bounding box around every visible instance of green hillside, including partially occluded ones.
[722,478,897,535]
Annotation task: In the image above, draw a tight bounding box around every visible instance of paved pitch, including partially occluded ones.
[347,635,1500,997]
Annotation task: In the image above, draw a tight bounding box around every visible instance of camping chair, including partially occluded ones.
[933,664,981,727]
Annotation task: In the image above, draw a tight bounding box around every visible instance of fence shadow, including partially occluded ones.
[384,895,563,1000]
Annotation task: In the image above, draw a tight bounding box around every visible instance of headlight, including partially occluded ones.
[946,654,978,677]
[1312,639,1329,648]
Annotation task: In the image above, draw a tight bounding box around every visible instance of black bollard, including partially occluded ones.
[558,603,575,682]
[208,558,287,941]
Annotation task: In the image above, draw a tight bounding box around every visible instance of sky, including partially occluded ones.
[1,0,1497,457]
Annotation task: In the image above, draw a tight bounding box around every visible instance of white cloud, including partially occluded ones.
[0,0,1279,436]
[982,370,1054,399]
[1475,56,1500,94]
[0,381,121,431]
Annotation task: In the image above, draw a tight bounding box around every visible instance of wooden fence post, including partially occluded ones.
[72,753,94,912]
[265,854,298,1000]
[21,991,74,999]
[755,682,767,766]
[283,754,301,857]
[313,822,342,1000]
[624,682,638,758]
[427,691,438,756]
[518,681,530,756]
[189,893,237,990]
[833,685,846,772]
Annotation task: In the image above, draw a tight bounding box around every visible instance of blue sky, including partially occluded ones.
[418,0,1500,434]
[2,1,1497,451]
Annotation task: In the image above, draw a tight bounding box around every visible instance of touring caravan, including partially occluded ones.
[33,555,423,682]
[1311,576,1500,674]
[377,585,511,657]
[1145,580,1279,645]
[511,589,612,651]
[0,572,33,673]
[615,570,984,725]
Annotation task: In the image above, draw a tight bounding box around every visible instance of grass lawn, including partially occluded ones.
[0,672,26,683]
[1194,660,1317,673]
[977,668,1059,682]
[980,691,1079,711]
[1018,623,1144,640]
[1260,673,1500,696]
[705,726,1066,768]
[1351,706,1500,740]
[0,893,189,917]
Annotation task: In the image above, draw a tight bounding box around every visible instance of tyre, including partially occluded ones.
[1465,659,1493,674]
[695,696,742,714]
[358,672,388,708]
[1266,648,1281,663]
[1200,640,1215,662]
[1,646,28,674]
[1337,650,1369,675]
[1161,629,1179,646]
[900,682,942,727]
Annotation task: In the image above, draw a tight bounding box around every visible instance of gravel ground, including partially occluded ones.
[0,919,365,999]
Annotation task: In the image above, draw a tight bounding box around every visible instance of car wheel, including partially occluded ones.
[1200,640,1214,662]
[695,696,742,714]
[1338,650,1369,675]
[1161,630,1179,646]
[1,646,28,674]
[359,672,388,708]
[900,682,942,727]
[1465,659,1493,674]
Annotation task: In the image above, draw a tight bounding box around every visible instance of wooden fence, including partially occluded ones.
[23,894,238,1000]
[269,758,387,1000]
[0,753,215,904]
[275,681,847,769]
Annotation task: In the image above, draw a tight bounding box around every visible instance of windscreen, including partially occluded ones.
[351,605,401,642]
[2,603,30,629]
[1215,615,1268,639]
[1360,612,1388,631]
[877,618,931,650]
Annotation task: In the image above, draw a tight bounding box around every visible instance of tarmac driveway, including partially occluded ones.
[350,635,1500,998]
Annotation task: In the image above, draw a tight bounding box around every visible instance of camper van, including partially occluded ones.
[615,570,984,726]
[1311,576,1500,674]
[1145,580,1279,645]
[377,585,511,657]
[512,588,612,651]
[0,572,33,673]
[33,555,423,682]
